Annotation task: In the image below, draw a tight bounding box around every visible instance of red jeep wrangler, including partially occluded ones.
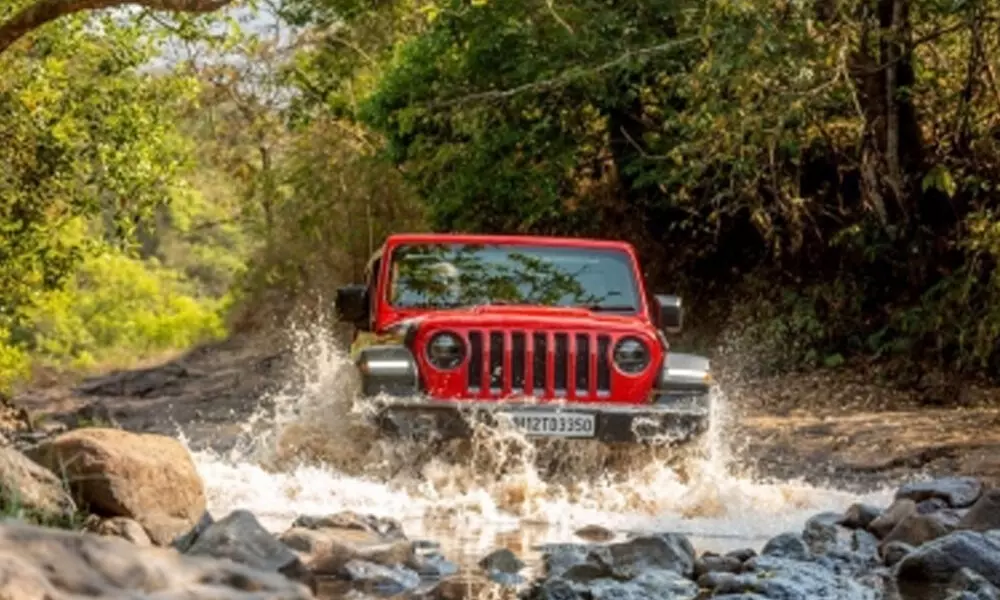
[335,233,714,445]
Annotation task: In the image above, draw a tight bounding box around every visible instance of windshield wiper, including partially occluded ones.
[579,304,636,312]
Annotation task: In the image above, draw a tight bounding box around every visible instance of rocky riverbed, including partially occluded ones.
[2,424,1000,599]
[6,327,1000,599]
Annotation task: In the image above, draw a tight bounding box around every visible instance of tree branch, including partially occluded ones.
[0,0,233,55]
[426,34,707,109]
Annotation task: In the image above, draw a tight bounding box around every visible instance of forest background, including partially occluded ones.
[2,0,999,394]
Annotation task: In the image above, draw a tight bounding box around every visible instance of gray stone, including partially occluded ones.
[869,498,918,539]
[841,503,883,529]
[607,533,695,579]
[341,559,421,594]
[479,548,525,574]
[896,531,1000,600]
[882,541,914,567]
[761,532,811,562]
[896,477,984,509]
[694,554,742,577]
[184,509,314,590]
[959,490,1000,532]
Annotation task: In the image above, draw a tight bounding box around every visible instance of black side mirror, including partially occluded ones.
[654,294,683,334]
[335,284,370,327]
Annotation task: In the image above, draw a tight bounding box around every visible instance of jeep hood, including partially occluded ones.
[382,305,652,334]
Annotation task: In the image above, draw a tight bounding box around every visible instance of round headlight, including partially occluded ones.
[613,337,650,374]
[426,332,466,370]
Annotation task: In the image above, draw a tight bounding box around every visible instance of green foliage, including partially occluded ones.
[20,250,227,368]
[0,248,227,390]
[326,0,1000,378]
[0,11,199,327]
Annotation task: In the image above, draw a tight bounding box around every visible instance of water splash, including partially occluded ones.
[184,318,892,565]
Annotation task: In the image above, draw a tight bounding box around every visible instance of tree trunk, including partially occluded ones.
[849,0,924,233]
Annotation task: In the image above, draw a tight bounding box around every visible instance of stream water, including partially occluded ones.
[181,324,893,573]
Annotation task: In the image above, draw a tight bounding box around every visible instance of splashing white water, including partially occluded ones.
[182,321,892,565]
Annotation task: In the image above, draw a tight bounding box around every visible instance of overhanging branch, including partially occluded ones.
[0,0,233,55]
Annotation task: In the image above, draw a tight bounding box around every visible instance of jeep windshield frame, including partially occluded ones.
[382,241,643,316]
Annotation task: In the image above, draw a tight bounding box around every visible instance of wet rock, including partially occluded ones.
[607,533,695,579]
[585,568,697,600]
[882,541,914,567]
[761,532,811,562]
[172,510,214,552]
[694,554,742,577]
[882,513,953,549]
[803,511,849,555]
[530,577,585,600]
[185,509,315,591]
[841,503,883,529]
[480,548,525,574]
[895,530,1000,600]
[562,560,613,584]
[958,489,1000,532]
[540,544,599,579]
[739,555,880,599]
[84,515,152,546]
[279,521,415,577]
[917,497,950,514]
[408,547,459,578]
[0,446,76,521]
[479,548,525,584]
[0,519,314,598]
[869,498,918,539]
[25,428,206,545]
[539,535,695,584]
[896,477,983,509]
[433,572,508,600]
[945,568,1000,600]
[341,559,421,594]
[292,510,406,541]
[697,570,742,591]
[724,548,758,563]
[574,525,615,542]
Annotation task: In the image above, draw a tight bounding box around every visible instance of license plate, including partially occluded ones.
[499,411,596,438]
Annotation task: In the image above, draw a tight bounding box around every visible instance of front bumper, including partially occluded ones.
[371,397,710,444]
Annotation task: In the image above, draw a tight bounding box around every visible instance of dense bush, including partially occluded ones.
[0,251,227,391]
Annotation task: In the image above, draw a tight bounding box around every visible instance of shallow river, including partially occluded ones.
[181,326,892,575]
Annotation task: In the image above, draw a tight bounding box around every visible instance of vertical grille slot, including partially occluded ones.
[575,333,590,398]
[467,331,483,391]
[512,332,526,392]
[489,332,504,392]
[554,333,569,394]
[596,334,612,394]
[532,333,547,393]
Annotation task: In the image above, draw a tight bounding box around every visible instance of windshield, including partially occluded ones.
[387,243,641,312]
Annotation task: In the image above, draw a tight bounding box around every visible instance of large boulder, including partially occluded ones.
[895,530,1000,600]
[0,447,76,521]
[0,519,314,599]
[25,428,206,545]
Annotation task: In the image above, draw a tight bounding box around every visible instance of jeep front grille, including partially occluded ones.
[464,330,612,399]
